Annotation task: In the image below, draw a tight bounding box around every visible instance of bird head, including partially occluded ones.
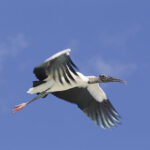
[99,74,126,84]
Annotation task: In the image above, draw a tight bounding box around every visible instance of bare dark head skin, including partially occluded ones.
[99,74,126,84]
[88,74,126,84]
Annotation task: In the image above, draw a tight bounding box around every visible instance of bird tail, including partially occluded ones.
[27,88,35,94]
[32,81,46,87]
[27,81,46,94]
[27,80,54,94]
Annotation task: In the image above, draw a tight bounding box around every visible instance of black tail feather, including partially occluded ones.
[33,81,46,87]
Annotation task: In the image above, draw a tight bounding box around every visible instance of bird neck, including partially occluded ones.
[88,76,101,84]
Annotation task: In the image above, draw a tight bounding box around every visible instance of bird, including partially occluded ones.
[13,48,126,129]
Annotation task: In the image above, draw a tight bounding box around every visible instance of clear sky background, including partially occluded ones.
[0,0,150,150]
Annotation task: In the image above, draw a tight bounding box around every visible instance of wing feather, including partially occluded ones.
[52,85,121,129]
[33,49,78,84]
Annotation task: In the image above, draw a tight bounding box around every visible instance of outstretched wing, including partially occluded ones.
[33,49,79,84]
[52,84,121,129]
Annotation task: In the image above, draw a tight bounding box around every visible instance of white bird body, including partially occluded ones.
[27,71,89,93]
[14,48,125,129]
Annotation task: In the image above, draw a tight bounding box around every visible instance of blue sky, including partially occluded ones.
[0,0,150,150]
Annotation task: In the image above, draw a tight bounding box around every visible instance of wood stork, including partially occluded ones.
[13,49,126,129]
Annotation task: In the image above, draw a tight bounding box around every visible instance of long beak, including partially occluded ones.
[107,76,127,84]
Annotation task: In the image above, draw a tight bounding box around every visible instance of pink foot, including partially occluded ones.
[13,103,27,113]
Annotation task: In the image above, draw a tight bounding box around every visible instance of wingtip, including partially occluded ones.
[65,48,71,52]
[45,48,72,62]
[64,48,71,55]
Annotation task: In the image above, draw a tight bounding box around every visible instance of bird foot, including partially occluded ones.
[13,103,27,113]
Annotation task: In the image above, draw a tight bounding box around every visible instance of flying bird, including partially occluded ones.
[13,49,126,129]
